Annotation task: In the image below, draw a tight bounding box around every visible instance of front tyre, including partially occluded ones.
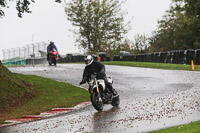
[54,59,57,66]
[90,92,103,111]
[48,56,52,66]
[48,61,52,66]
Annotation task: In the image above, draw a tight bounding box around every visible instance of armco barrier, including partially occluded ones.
[113,49,200,65]
[26,57,47,65]
[2,58,47,66]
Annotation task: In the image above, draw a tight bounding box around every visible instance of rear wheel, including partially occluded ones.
[111,95,120,107]
[91,92,103,111]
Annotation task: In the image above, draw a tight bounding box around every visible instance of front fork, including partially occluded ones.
[94,78,99,93]
[94,78,102,102]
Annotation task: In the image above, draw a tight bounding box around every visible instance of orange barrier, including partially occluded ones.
[97,57,101,62]
[191,60,194,70]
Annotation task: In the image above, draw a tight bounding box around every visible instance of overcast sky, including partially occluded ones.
[0,0,171,60]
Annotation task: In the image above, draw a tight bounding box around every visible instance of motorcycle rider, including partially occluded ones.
[47,41,58,61]
[80,55,118,97]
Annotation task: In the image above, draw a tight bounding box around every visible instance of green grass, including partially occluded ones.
[0,73,89,123]
[149,121,200,133]
[0,63,34,113]
[103,61,200,71]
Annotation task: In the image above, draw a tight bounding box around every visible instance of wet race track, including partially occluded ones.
[1,64,200,133]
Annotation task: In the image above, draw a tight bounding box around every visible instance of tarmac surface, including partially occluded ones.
[0,64,200,133]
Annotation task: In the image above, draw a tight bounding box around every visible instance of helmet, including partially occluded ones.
[84,55,94,66]
[50,41,54,45]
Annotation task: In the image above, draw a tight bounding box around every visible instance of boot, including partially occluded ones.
[47,54,49,61]
[111,88,118,98]
[107,83,118,97]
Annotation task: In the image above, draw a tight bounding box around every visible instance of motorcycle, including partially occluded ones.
[81,74,120,111]
[48,48,58,66]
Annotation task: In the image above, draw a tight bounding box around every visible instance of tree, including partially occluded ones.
[179,0,200,49]
[0,0,35,18]
[149,0,200,52]
[113,38,132,55]
[0,0,61,18]
[65,0,130,56]
[131,34,149,54]
[0,0,6,17]
[149,4,187,52]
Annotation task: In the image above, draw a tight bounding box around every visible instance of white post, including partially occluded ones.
[38,42,40,57]
[23,46,26,59]
[18,47,20,59]
[8,50,10,60]
[13,48,15,60]
[32,44,35,66]
[2,50,4,61]
[27,45,29,58]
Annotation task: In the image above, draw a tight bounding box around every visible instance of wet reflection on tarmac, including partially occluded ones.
[92,107,121,132]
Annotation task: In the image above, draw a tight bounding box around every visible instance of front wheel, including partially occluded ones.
[90,92,103,111]
[54,59,57,66]
[48,56,52,66]
[48,61,52,66]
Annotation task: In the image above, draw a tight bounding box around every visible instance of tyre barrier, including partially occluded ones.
[57,55,110,63]
[113,49,200,65]
[5,49,197,65]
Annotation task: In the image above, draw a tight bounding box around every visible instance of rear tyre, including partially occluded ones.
[91,92,103,111]
[111,95,120,107]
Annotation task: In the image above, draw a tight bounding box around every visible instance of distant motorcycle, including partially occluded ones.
[48,48,58,66]
[81,74,120,111]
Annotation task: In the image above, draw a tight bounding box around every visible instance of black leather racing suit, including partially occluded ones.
[81,60,114,93]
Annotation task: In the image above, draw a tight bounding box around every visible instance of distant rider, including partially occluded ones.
[80,55,118,96]
[47,41,58,61]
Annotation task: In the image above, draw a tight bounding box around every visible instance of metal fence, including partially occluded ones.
[2,42,48,61]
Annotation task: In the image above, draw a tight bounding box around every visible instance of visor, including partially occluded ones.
[85,60,90,64]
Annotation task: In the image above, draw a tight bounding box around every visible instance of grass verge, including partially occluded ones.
[149,121,200,133]
[103,61,200,71]
[0,73,89,124]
